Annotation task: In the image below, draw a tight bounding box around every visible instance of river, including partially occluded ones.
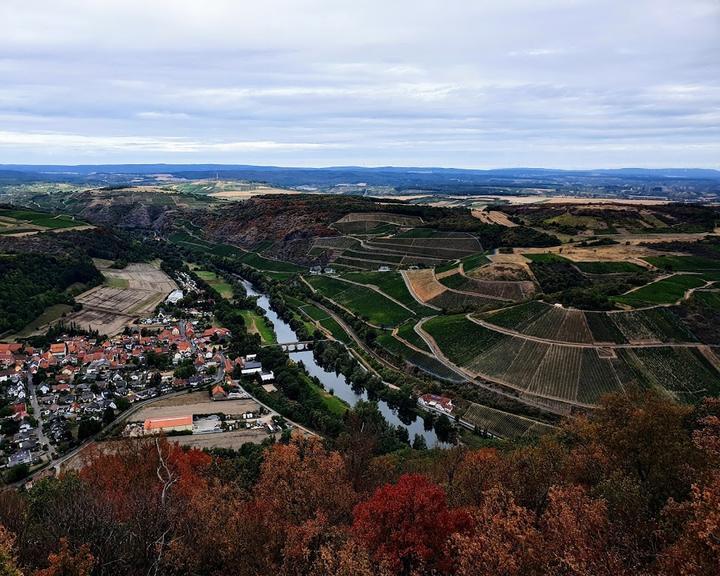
[241,279,445,447]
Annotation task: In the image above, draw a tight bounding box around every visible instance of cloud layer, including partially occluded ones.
[0,0,718,167]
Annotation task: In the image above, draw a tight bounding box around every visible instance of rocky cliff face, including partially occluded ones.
[190,195,379,254]
[79,197,173,229]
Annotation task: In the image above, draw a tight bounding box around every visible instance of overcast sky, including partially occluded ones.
[0,0,718,168]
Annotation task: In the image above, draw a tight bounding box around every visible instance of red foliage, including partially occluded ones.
[33,538,94,576]
[352,474,471,574]
[77,438,211,517]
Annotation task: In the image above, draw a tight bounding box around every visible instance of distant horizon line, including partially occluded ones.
[2,163,719,173]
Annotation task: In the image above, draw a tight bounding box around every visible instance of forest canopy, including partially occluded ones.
[1,391,720,576]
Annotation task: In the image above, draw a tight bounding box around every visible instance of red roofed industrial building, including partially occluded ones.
[143,416,193,434]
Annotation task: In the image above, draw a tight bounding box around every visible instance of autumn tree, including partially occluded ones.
[254,435,357,527]
[0,526,22,576]
[33,539,94,576]
[452,487,539,576]
[540,485,628,576]
[352,474,471,575]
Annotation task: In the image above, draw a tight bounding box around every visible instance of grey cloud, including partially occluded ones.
[0,0,717,167]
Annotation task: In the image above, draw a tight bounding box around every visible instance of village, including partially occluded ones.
[0,314,288,481]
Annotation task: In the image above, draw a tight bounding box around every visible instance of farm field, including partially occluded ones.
[438,272,533,301]
[7,304,74,339]
[239,252,303,273]
[305,275,413,327]
[296,302,353,343]
[313,221,486,270]
[461,252,490,272]
[643,255,720,272]
[318,316,353,344]
[395,321,433,353]
[480,300,704,345]
[130,392,262,422]
[168,231,246,258]
[575,261,646,274]
[619,347,720,400]
[0,208,88,232]
[335,212,423,227]
[66,263,177,335]
[402,269,504,311]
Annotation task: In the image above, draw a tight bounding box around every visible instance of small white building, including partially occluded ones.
[166,289,184,304]
[241,361,263,375]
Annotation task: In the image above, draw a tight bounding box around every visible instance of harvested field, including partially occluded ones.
[209,187,297,199]
[403,269,505,311]
[76,287,154,314]
[130,392,261,422]
[520,243,664,264]
[177,429,273,449]
[66,263,176,335]
[468,261,534,282]
[404,269,446,302]
[471,209,517,227]
[69,308,134,335]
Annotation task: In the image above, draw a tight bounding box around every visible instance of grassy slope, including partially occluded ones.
[306,275,413,326]
[239,309,276,344]
[612,274,707,307]
[195,270,234,299]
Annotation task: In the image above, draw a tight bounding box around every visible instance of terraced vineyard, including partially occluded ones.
[644,255,720,272]
[423,312,720,408]
[575,261,647,274]
[395,321,433,353]
[0,208,87,232]
[480,300,706,345]
[461,252,491,272]
[427,290,508,312]
[439,272,535,301]
[619,347,720,400]
[462,402,556,439]
[404,269,509,312]
[309,225,486,270]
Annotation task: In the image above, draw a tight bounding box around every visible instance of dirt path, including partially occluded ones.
[391,324,434,355]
